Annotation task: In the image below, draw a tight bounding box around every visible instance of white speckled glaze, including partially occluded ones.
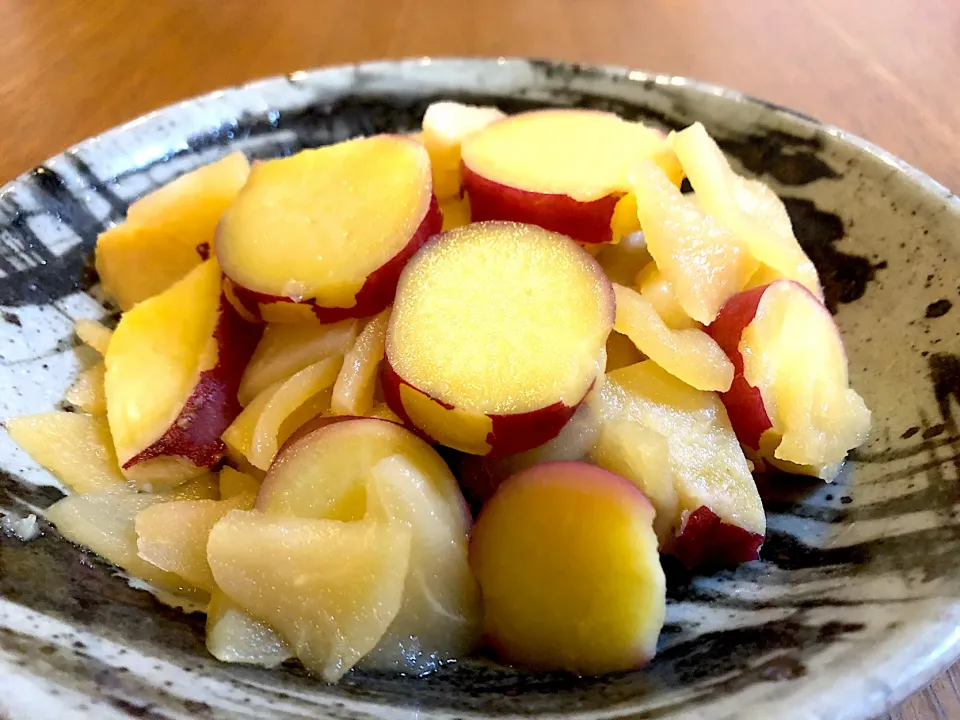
[0,58,958,720]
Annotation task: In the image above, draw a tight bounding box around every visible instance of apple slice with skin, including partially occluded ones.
[469,461,665,674]
[238,319,359,406]
[217,136,442,324]
[461,109,682,244]
[105,259,260,489]
[45,491,204,597]
[96,152,250,310]
[331,309,390,417]
[208,510,411,682]
[706,280,871,475]
[254,417,477,672]
[421,101,505,200]
[613,283,733,392]
[359,454,481,674]
[628,160,757,324]
[670,123,822,299]
[589,360,765,568]
[256,417,466,523]
[384,222,613,456]
[634,264,699,330]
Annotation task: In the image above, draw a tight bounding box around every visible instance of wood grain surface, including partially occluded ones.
[0,0,957,717]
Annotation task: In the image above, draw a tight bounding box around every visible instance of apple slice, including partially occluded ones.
[613,283,733,392]
[384,222,613,456]
[105,259,260,488]
[461,109,682,244]
[594,230,652,286]
[634,264,699,330]
[589,420,678,545]
[96,152,250,310]
[207,510,411,682]
[7,413,129,493]
[66,362,107,414]
[136,491,255,592]
[628,160,757,324]
[331,309,390,417]
[205,588,292,667]
[359,454,480,674]
[217,136,442,323]
[164,473,219,501]
[421,101,505,200]
[707,280,871,474]
[75,319,113,355]
[223,357,340,471]
[45,491,203,596]
[670,123,822,298]
[219,466,260,499]
[256,417,463,522]
[605,331,645,372]
[238,319,359,406]
[590,360,765,568]
[469,461,665,674]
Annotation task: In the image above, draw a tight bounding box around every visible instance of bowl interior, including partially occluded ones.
[1,59,959,720]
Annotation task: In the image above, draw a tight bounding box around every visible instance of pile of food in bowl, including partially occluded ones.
[7,102,871,682]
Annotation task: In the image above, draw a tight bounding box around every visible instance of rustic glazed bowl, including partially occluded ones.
[1,58,958,720]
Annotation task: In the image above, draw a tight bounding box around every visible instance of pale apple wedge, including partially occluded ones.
[207,511,411,682]
[613,283,733,392]
[7,413,129,494]
[670,123,822,299]
[628,160,756,324]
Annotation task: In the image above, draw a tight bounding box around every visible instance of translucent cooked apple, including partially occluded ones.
[590,360,765,568]
[7,413,128,494]
[223,356,341,471]
[66,362,107,414]
[628,160,757,324]
[46,492,203,596]
[613,283,733,392]
[217,136,441,322]
[461,109,682,244]
[75,318,113,355]
[670,123,822,298]
[331,309,391,417]
[239,319,359,406]
[385,221,613,455]
[634,263,699,330]
[359,454,480,674]
[207,511,412,682]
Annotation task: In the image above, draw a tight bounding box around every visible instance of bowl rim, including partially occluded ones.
[1,56,959,720]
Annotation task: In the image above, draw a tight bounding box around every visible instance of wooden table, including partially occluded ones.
[0,1,957,717]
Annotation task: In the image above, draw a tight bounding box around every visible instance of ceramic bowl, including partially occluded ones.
[1,58,959,720]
